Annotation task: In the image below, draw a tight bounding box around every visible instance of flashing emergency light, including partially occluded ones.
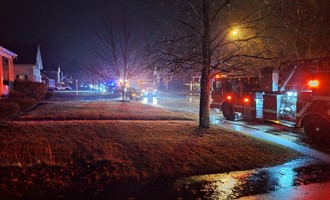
[244,98,249,103]
[109,81,116,87]
[308,80,319,88]
[226,95,232,100]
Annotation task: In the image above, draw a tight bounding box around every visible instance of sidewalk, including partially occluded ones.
[239,181,330,200]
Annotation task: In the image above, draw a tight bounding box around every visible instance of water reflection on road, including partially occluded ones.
[173,157,329,199]
[100,157,330,199]
[211,118,330,164]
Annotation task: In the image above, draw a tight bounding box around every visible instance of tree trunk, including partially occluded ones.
[199,0,211,128]
[199,66,211,128]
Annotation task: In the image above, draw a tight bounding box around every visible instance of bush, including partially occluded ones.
[0,81,47,118]
[0,101,20,119]
[7,97,37,111]
[13,80,46,101]
[8,90,27,98]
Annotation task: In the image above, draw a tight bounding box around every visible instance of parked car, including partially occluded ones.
[125,87,142,100]
[53,83,72,91]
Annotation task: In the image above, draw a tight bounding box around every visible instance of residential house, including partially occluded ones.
[42,65,74,89]
[3,43,43,83]
[0,46,17,96]
[42,66,64,89]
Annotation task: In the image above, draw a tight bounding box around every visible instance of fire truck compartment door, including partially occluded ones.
[255,92,264,119]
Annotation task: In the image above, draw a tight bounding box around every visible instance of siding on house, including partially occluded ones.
[0,46,17,96]
[3,44,43,83]
[4,64,39,82]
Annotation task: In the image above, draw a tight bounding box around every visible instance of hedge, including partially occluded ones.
[0,80,47,119]
[0,101,20,119]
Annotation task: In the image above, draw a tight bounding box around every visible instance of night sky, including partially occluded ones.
[0,0,329,76]
[0,0,164,74]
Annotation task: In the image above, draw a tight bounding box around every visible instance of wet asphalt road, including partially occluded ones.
[53,91,330,199]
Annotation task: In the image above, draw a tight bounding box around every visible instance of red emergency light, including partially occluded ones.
[226,95,232,100]
[308,80,319,88]
[244,98,249,103]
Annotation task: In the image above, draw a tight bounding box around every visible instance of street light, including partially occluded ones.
[227,27,241,41]
[231,28,239,36]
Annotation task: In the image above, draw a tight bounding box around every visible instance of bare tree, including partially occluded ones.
[275,0,330,59]
[151,0,288,128]
[92,1,147,100]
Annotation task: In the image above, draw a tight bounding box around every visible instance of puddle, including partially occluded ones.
[172,157,330,199]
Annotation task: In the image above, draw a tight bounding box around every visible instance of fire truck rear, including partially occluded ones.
[210,57,330,144]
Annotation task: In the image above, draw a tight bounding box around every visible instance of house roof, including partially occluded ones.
[4,43,39,64]
[0,46,17,59]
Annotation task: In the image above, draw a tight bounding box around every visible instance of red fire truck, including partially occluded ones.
[210,57,330,144]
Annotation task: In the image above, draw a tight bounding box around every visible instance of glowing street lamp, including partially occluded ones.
[227,27,241,41]
[231,28,239,36]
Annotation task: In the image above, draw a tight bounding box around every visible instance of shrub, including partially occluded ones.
[13,80,46,101]
[8,97,37,111]
[0,81,47,118]
[0,101,20,119]
[8,90,27,98]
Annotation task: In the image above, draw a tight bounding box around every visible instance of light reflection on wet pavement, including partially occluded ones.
[102,157,330,199]
[172,157,330,199]
[211,118,330,164]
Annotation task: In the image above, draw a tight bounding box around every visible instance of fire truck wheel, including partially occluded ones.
[303,116,329,144]
[221,101,235,121]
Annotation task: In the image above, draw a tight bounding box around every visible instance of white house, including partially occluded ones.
[0,46,17,96]
[3,44,43,83]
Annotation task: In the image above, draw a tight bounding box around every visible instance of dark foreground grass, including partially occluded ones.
[0,100,301,199]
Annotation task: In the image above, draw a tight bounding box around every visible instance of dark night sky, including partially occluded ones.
[0,0,164,74]
[0,0,329,75]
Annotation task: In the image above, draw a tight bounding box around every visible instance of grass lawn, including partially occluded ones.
[16,101,197,121]
[0,100,301,198]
